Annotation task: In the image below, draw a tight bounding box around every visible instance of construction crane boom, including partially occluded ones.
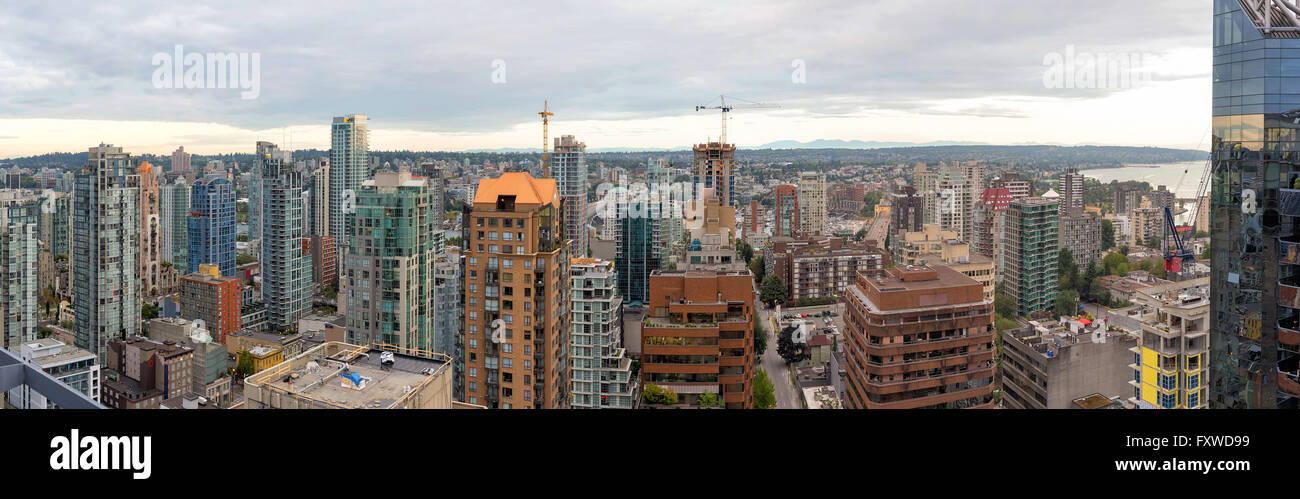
[695,95,779,145]
[538,101,554,177]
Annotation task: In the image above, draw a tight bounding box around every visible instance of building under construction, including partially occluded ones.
[693,142,737,208]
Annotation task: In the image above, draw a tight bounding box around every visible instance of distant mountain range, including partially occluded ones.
[459,139,988,154]
[749,139,987,150]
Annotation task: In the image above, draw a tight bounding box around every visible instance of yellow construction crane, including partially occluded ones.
[695,95,780,145]
[538,100,554,177]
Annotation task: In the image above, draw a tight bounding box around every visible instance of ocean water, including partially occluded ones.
[1081,161,1210,225]
[1081,161,1210,199]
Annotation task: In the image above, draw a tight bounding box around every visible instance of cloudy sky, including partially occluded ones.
[0,0,1211,157]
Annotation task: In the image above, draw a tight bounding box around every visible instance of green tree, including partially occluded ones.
[777,323,809,363]
[1100,219,1115,250]
[995,289,1016,320]
[237,253,256,265]
[696,391,722,408]
[854,228,867,242]
[142,302,159,320]
[235,351,255,378]
[760,275,787,307]
[642,383,679,405]
[750,255,766,282]
[753,314,769,356]
[753,368,776,409]
[1200,241,1211,260]
[1055,289,1080,317]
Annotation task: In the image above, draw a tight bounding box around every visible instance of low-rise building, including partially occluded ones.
[102,336,194,409]
[5,338,99,409]
[242,341,459,409]
[999,318,1138,409]
[765,236,887,303]
[146,317,232,406]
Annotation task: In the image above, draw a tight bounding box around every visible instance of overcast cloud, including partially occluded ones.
[0,0,1212,156]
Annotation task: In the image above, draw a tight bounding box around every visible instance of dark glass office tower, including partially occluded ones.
[1210,0,1300,408]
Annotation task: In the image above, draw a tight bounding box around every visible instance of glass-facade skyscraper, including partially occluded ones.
[74,144,141,362]
[1210,0,1300,408]
[259,143,312,331]
[188,175,236,276]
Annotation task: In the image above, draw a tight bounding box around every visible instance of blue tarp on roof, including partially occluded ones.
[341,372,364,387]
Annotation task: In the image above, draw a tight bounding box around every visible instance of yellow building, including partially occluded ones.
[874,201,891,219]
[247,346,283,374]
[1128,277,1209,409]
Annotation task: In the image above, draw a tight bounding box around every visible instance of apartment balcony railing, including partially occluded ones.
[1282,188,1300,218]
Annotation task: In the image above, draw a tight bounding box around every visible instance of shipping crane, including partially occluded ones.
[694,95,780,145]
[538,101,554,176]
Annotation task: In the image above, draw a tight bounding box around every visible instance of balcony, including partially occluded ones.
[1282,316,1300,351]
[1281,275,1300,309]
[1283,188,1300,217]
[1283,234,1300,265]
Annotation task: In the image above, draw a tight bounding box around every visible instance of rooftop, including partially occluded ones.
[254,344,448,409]
[472,171,558,207]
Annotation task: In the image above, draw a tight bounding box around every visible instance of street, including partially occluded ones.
[758,302,844,409]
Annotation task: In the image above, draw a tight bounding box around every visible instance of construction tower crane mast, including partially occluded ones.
[695,95,780,145]
[538,100,554,176]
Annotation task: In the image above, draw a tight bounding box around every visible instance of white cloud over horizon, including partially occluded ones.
[0,0,1214,158]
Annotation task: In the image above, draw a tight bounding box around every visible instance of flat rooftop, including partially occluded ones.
[262,348,447,409]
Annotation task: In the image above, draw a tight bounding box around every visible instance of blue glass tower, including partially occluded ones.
[1210,0,1300,408]
[188,175,236,276]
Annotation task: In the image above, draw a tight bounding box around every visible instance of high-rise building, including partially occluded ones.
[936,166,967,241]
[310,157,331,237]
[0,190,39,350]
[308,235,336,290]
[160,177,189,272]
[171,146,191,175]
[330,115,369,263]
[188,175,236,276]
[568,258,636,408]
[179,264,242,345]
[645,158,681,249]
[342,170,440,355]
[1130,277,1209,409]
[841,265,995,409]
[552,135,588,257]
[773,184,801,239]
[1210,1,1300,408]
[1147,185,1175,212]
[828,182,866,216]
[682,190,742,270]
[1115,188,1142,215]
[958,161,986,241]
[258,143,311,331]
[615,196,662,305]
[991,172,1032,200]
[74,144,141,363]
[888,185,923,235]
[693,141,736,207]
[642,269,755,408]
[434,252,463,401]
[1057,167,1085,216]
[798,172,827,237]
[462,172,569,409]
[1060,208,1104,266]
[138,161,162,296]
[37,191,70,258]
[1003,197,1059,318]
[250,141,277,243]
[913,163,939,226]
[973,187,1013,260]
[1130,207,1165,248]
